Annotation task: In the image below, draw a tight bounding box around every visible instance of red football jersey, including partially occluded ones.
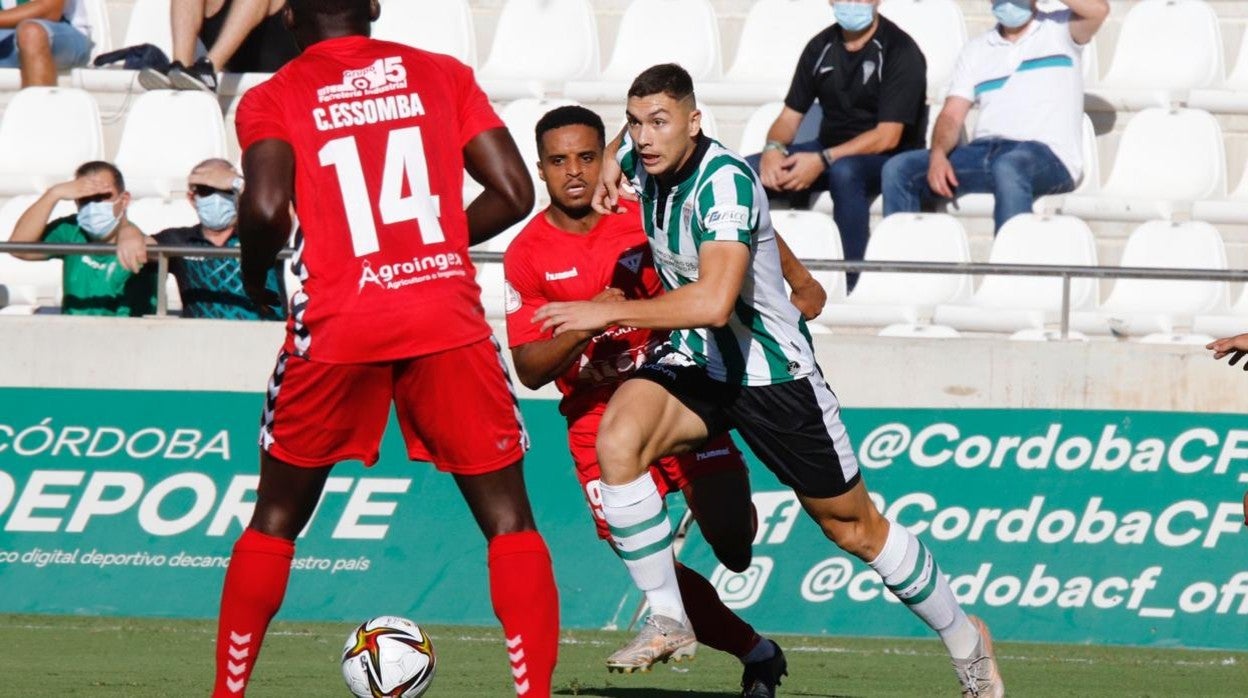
[504,205,666,421]
[236,36,504,363]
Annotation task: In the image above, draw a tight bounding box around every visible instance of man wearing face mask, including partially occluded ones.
[7,160,157,316]
[882,0,1110,232]
[117,159,286,319]
[747,0,926,288]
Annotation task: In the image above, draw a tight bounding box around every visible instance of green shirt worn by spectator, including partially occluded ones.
[42,215,157,316]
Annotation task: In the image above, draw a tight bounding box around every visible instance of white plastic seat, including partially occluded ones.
[942,114,1098,218]
[1070,220,1229,336]
[126,197,199,235]
[772,210,847,314]
[73,0,172,92]
[738,102,786,156]
[565,0,721,102]
[1059,108,1224,221]
[1193,286,1248,339]
[0,88,103,195]
[1089,0,1223,110]
[0,194,73,307]
[114,91,227,198]
[373,0,475,66]
[878,0,967,103]
[932,214,1098,333]
[477,0,599,99]
[1190,21,1248,114]
[819,213,971,328]
[698,0,834,104]
[1192,160,1248,224]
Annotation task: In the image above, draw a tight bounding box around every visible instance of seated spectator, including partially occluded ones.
[747,0,927,286]
[0,0,92,87]
[116,159,286,320]
[139,0,298,93]
[7,161,157,316]
[882,0,1109,232]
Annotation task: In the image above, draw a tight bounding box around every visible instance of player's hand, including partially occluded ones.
[590,287,626,303]
[789,276,827,320]
[1207,333,1248,368]
[776,152,826,192]
[928,152,959,199]
[593,156,632,214]
[244,279,284,319]
[115,223,149,273]
[758,148,787,191]
[48,175,113,202]
[188,160,239,192]
[533,300,615,336]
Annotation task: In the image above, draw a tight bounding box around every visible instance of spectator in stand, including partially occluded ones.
[7,161,157,316]
[747,0,927,287]
[139,0,298,93]
[0,0,92,87]
[116,159,286,320]
[882,0,1110,232]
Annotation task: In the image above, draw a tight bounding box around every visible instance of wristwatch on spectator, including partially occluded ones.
[819,148,836,169]
[763,140,789,156]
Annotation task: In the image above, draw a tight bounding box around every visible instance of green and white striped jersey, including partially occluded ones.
[619,132,815,386]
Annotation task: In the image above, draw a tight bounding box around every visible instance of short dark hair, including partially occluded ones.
[627,63,696,105]
[535,105,605,155]
[288,0,372,22]
[75,161,125,192]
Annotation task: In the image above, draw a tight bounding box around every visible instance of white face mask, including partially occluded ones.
[77,200,121,239]
[992,0,1034,29]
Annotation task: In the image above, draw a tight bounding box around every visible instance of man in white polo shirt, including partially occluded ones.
[882,0,1108,232]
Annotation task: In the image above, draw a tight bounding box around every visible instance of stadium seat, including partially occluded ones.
[818,213,971,328]
[0,194,72,308]
[1089,0,1223,110]
[126,197,199,235]
[564,0,721,102]
[0,87,104,196]
[0,0,110,91]
[373,0,476,67]
[738,102,785,155]
[771,210,847,321]
[113,91,228,199]
[477,0,599,99]
[878,0,967,103]
[941,114,1098,218]
[74,0,173,93]
[1070,220,1229,336]
[1193,286,1248,339]
[1190,23,1248,114]
[1192,159,1248,224]
[1058,108,1224,221]
[698,0,834,104]
[932,214,1098,333]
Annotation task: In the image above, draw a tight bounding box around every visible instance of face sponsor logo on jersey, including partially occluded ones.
[358,252,467,292]
[650,244,700,279]
[503,281,522,314]
[317,56,408,103]
[705,205,750,229]
[618,250,643,274]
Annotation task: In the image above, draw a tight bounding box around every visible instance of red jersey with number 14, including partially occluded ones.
[236,36,503,363]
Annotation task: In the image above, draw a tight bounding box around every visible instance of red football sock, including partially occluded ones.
[488,531,560,697]
[676,562,760,659]
[212,528,295,697]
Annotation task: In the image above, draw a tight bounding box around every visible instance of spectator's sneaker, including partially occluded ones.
[138,61,176,90]
[952,616,1005,698]
[169,57,218,93]
[605,615,697,673]
[740,639,787,698]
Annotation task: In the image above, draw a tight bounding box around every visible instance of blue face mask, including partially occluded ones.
[834,2,876,33]
[77,200,121,239]
[196,192,238,231]
[993,0,1034,29]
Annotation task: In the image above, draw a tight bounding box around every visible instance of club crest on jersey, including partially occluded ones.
[618,251,643,274]
[318,56,408,102]
[503,281,522,314]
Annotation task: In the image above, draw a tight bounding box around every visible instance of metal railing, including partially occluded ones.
[4,241,1247,339]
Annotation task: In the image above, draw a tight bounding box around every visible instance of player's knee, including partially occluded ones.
[15,20,50,54]
[819,514,887,561]
[595,419,647,484]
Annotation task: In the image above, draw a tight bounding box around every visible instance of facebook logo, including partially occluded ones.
[752,492,801,545]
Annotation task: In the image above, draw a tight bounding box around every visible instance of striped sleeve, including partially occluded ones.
[694,161,755,246]
[618,131,638,175]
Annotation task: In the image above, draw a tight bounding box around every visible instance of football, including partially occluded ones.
[341,616,437,698]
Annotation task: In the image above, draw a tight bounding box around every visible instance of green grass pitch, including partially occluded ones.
[2,614,1245,696]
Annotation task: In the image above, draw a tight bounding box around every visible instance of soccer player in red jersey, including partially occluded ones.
[504,105,826,695]
[211,2,558,696]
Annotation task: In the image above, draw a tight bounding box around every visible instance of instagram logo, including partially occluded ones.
[711,557,774,610]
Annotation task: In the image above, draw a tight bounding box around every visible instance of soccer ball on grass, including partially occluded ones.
[341,615,436,697]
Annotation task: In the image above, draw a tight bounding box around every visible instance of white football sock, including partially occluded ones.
[869,519,978,659]
[600,474,687,625]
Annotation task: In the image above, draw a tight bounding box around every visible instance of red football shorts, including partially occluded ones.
[260,337,528,474]
[568,411,746,539]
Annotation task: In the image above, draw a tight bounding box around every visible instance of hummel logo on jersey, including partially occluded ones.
[317,56,408,102]
[618,251,643,274]
[545,267,579,281]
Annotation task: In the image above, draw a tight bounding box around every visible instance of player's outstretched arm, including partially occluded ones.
[513,287,625,389]
[463,127,534,247]
[775,232,826,320]
[238,138,293,310]
[1207,334,1248,370]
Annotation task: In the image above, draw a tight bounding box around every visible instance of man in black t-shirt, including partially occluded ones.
[747,1,926,285]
